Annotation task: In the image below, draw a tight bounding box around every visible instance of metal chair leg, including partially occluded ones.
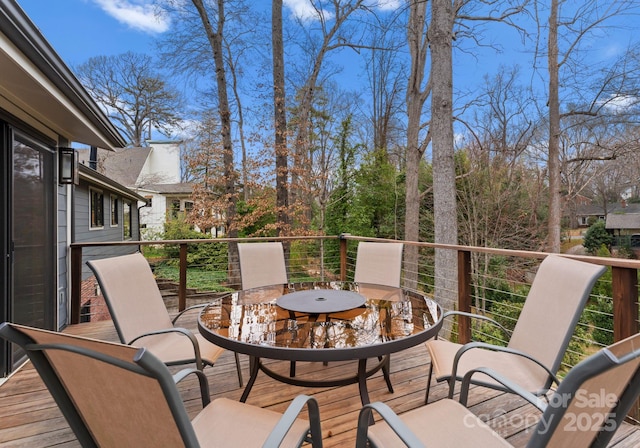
[381,355,394,393]
[425,362,434,404]
[235,352,243,387]
[290,360,296,377]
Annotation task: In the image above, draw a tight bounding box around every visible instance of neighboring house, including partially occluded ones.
[605,202,640,244]
[78,141,225,237]
[574,204,610,227]
[74,164,147,321]
[0,0,135,376]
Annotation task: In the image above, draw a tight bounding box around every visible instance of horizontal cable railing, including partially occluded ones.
[70,234,638,376]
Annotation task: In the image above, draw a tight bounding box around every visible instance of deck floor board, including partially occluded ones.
[0,319,638,447]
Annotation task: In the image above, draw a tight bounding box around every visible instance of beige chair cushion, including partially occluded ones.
[238,242,288,290]
[354,242,403,288]
[368,399,512,448]
[135,331,224,365]
[193,397,310,447]
[427,338,551,393]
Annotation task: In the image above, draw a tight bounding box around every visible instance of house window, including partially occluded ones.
[123,201,132,239]
[90,188,104,229]
[169,199,181,219]
[185,201,194,214]
[145,196,153,207]
[111,195,119,226]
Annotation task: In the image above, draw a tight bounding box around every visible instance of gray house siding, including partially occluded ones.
[73,179,140,281]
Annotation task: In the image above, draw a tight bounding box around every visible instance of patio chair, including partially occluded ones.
[238,242,288,290]
[353,241,404,288]
[238,241,297,376]
[353,241,404,392]
[356,331,640,448]
[0,322,323,448]
[425,254,606,403]
[87,252,243,387]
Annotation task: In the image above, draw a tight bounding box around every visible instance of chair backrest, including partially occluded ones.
[238,242,288,290]
[87,252,174,344]
[528,332,640,448]
[353,242,404,288]
[0,322,200,447]
[507,256,605,383]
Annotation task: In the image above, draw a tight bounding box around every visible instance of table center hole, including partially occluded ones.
[315,297,326,301]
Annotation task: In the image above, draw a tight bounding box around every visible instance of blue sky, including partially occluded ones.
[19,0,637,94]
[15,0,639,146]
[18,0,167,66]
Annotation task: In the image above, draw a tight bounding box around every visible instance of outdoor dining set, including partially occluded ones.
[1,242,640,447]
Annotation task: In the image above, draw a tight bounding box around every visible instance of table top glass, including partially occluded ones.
[198,281,442,362]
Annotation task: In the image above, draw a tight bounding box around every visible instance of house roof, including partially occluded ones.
[138,183,194,195]
[77,147,151,187]
[0,0,126,148]
[576,204,610,216]
[79,164,147,203]
[606,211,640,230]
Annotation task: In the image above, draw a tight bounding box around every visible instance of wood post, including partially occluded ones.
[457,250,472,344]
[179,243,188,312]
[70,245,82,325]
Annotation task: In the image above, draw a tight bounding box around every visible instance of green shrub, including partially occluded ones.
[583,221,612,254]
[586,296,614,346]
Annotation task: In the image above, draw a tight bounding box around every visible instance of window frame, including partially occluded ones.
[110,194,119,227]
[123,200,132,240]
[89,187,104,229]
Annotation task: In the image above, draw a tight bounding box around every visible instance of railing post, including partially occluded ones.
[458,250,472,344]
[179,243,188,312]
[612,265,640,421]
[340,234,348,281]
[70,245,82,325]
[612,266,638,342]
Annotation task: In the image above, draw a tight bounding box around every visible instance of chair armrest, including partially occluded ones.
[128,327,203,370]
[262,395,323,448]
[171,303,208,325]
[173,368,211,408]
[451,341,560,394]
[355,402,425,448]
[459,366,548,412]
[440,310,511,340]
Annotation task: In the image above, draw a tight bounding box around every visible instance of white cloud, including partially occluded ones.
[93,0,170,34]
[282,0,399,23]
[603,94,639,113]
[372,0,401,11]
[283,0,333,22]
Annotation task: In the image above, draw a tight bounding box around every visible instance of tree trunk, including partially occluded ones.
[273,0,289,236]
[430,0,458,316]
[404,0,429,290]
[547,0,561,253]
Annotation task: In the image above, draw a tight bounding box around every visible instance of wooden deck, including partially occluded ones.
[1,318,640,447]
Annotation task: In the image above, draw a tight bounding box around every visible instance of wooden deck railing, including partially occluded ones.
[70,234,639,345]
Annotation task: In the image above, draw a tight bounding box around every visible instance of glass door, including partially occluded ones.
[8,130,55,369]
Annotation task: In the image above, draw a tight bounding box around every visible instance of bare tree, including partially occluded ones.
[76,52,183,147]
[159,0,264,204]
[364,19,406,159]
[404,0,529,314]
[539,0,639,252]
[191,0,240,281]
[287,0,369,227]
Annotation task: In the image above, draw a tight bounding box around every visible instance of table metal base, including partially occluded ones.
[240,355,394,406]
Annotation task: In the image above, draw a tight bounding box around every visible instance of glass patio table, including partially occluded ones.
[198,281,442,405]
